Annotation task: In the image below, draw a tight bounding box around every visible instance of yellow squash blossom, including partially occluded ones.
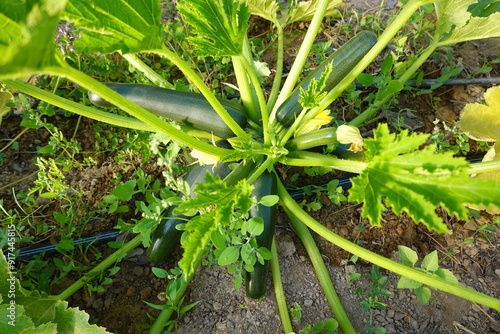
[295,110,333,137]
[336,125,364,152]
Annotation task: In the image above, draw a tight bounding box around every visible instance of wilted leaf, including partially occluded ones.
[457,86,500,142]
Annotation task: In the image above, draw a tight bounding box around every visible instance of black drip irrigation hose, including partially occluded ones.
[13,158,483,261]
[14,177,354,261]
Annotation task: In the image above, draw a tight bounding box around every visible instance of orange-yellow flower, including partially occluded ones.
[295,110,333,137]
[336,125,364,152]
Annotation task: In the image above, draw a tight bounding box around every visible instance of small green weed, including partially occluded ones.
[350,266,391,334]
[290,302,339,334]
[397,246,459,305]
[146,266,199,334]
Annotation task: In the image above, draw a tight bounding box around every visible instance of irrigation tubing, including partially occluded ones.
[14,176,353,261]
[14,158,482,261]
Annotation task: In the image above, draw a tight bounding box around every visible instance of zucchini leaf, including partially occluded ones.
[178,0,250,56]
[241,0,279,23]
[241,0,342,26]
[434,0,500,46]
[349,124,500,233]
[0,0,67,79]
[0,249,111,333]
[457,86,500,143]
[175,173,253,275]
[457,86,500,208]
[62,0,164,54]
[284,0,343,25]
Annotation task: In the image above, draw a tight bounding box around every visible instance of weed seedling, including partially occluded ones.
[354,266,391,334]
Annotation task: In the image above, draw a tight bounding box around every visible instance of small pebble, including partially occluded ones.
[140,287,152,299]
[126,286,136,297]
[303,299,313,307]
[213,302,222,311]
[387,309,395,318]
[132,266,144,276]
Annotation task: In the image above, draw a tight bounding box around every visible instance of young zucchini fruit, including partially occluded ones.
[147,163,232,264]
[245,170,277,299]
[276,31,377,126]
[88,83,247,139]
[285,127,337,151]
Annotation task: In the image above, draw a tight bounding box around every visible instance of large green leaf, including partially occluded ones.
[62,0,164,54]
[0,0,67,79]
[349,124,500,233]
[178,0,250,56]
[435,0,500,45]
[0,249,111,333]
[176,173,253,275]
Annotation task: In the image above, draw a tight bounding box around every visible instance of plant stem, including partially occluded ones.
[3,79,152,132]
[239,56,271,144]
[468,160,500,174]
[232,55,259,123]
[152,46,249,139]
[283,206,355,334]
[246,157,274,184]
[270,238,293,334]
[267,24,285,112]
[48,65,232,158]
[277,178,500,311]
[349,41,438,126]
[303,0,436,126]
[270,0,330,122]
[149,251,206,334]
[279,151,367,174]
[54,234,143,300]
[121,53,174,89]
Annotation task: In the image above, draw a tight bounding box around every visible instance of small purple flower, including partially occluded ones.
[54,23,80,56]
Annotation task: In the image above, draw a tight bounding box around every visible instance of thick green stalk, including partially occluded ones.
[3,79,152,132]
[279,151,367,174]
[270,0,330,122]
[148,251,206,334]
[246,157,274,184]
[121,53,174,89]
[232,54,259,123]
[270,239,293,334]
[349,41,438,126]
[48,64,232,158]
[303,0,437,126]
[468,160,500,174]
[239,56,271,145]
[277,178,500,311]
[151,46,249,139]
[267,24,285,112]
[283,206,355,334]
[54,234,142,300]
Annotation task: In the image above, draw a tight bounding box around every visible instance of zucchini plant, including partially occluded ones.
[1,0,500,333]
